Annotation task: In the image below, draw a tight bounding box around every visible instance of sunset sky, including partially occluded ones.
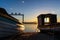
[0,0,60,22]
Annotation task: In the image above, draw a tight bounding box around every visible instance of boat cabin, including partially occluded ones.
[37,13,57,26]
[37,13,59,29]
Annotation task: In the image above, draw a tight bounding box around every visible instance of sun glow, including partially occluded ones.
[57,17,60,22]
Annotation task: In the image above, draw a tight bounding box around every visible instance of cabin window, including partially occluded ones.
[44,17,50,23]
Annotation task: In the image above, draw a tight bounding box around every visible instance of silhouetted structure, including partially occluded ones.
[10,13,24,23]
[0,8,22,38]
[37,14,60,40]
[37,14,57,26]
[37,13,60,31]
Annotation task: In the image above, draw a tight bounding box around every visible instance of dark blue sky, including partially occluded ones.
[0,0,60,22]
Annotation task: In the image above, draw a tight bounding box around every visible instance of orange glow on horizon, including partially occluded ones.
[19,18,37,23]
[57,17,60,22]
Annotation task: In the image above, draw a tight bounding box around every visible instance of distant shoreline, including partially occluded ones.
[24,23,37,24]
[23,22,37,24]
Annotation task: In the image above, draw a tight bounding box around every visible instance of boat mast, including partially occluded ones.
[10,13,24,24]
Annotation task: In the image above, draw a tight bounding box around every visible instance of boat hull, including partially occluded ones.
[0,21,19,38]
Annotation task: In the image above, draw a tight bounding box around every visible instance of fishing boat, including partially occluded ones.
[0,8,23,38]
[37,14,60,33]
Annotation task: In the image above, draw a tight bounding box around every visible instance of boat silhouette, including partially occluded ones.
[37,13,60,33]
[0,8,23,38]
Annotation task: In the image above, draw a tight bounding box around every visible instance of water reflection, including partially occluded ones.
[24,24,40,32]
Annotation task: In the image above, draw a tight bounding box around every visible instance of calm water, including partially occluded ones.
[24,24,40,32]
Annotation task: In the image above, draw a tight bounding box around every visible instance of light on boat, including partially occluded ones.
[19,25,25,31]
[17,24,25,31]
[44,17,49,23]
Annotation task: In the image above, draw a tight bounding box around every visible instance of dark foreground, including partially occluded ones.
[0,32,60,40]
